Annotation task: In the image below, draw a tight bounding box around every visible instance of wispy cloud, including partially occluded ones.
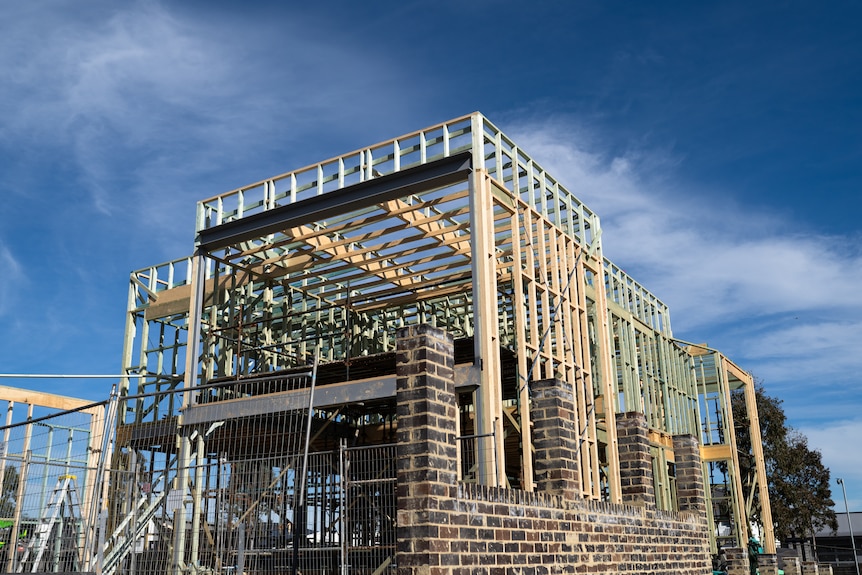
[745,320,862,384]
[0,1,415,254]
[0,243,26,318]
[508,116,862,390]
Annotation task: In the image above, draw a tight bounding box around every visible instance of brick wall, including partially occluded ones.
[395,325,711,575]
[616,412,656,508]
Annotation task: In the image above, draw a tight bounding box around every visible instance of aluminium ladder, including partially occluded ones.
[16,474,82,573]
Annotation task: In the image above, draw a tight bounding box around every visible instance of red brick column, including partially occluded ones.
[725,546,749,575]
[531,378,581,499]
[395,324,457,573]
[783,556,801,575]
[616,411,655,507]
[759,554,780,575]
[672,434,705,512]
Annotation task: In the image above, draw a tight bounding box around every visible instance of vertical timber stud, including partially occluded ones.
[173,250,206,575]
[119,275,138,400]
[720,356,750,549]
[468,160,506,486]
[744,372,776,553]
[510,200,535,490]
[588,251,623,503]
[183,251,207,407]
[7,404,33,573]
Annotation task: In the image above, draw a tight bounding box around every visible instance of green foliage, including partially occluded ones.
[0,467,18,519]
[732,385,837,543]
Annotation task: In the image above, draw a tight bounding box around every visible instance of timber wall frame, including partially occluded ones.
[119,112,774,553]
[0,386,107,573]
[689,344,776,554]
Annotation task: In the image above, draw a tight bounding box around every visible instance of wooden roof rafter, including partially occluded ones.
[203,179,476,313]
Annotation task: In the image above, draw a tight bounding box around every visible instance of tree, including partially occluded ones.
[770,431,837,541]
[732,385,837,545]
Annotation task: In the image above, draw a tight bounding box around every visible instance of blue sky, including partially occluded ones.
[1,1,860,508]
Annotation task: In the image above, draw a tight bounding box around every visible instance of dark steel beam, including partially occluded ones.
[180,364,479,425]
[197,152,473,252]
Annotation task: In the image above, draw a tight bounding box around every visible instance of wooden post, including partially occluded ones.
[468,159,505,487]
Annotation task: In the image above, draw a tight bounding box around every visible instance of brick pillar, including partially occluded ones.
[395,325,457,573]
[531,378,581,499]
[759,554,780,575]
[783,556,801,575]
[672,434,705,512]
[616,412,655,507]
[725,546,749,575]
[817,564,833,575]
[801,560,820,575]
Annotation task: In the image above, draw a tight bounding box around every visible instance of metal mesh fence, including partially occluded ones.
[0,398,108,574]
[100,442,396,575]
[0,375,399,574]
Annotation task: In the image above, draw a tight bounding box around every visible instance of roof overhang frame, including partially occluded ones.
[196,151,473,252]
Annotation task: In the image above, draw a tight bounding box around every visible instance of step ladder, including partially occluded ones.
[16,474,82,573]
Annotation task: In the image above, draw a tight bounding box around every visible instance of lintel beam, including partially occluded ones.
[0,385,97,411]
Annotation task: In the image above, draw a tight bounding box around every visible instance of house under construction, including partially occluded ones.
[0,112,779,574]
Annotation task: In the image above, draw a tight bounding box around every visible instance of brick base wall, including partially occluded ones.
[395,325,711,575]
[452,484,709,574]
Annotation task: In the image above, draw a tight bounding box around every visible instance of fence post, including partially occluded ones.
[86,385,119,573]
[339,439,348,575]
[7,403,34,573]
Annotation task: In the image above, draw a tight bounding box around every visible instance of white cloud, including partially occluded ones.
[744,320,862,383]
[508,117,862,507]
[802,419,862,511]
[507,117,862,392]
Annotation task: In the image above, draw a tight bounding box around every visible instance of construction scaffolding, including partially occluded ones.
[0,384,396,575]
[0,112,775,573]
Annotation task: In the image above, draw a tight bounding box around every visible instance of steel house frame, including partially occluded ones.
[112,112,774,573]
